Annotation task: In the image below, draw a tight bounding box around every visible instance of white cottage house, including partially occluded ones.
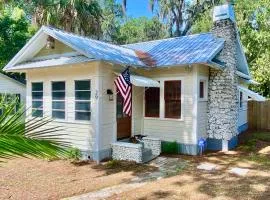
[0,73,26,105]
[4,4,265,161]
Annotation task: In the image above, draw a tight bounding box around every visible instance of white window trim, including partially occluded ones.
[74,79,91,122]
[143,77,184,122]
[51,81,66,120]
[198,77,208,102]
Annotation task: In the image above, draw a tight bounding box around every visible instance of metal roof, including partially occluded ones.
[12,55,93,71]
[42,26,147,67]
[123,33,225,67]
[238,86,266,102]
[4,26,226,72]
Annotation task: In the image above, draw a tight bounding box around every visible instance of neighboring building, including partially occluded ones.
[3,3,265,161]
[0,73,26,105]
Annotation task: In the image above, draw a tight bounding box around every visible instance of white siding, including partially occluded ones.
[238,88,248,127]
[134,67,196,144]
[98,63,117,151]
[26,62,99,152]
[197,65,209,140]
[0,74,26,104]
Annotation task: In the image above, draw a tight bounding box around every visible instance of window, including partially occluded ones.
[52,81,65,119]
[164,80,181,119]
[32,82,43,117]
[199,81,205,99]
[145,87,160,117]
[240,91,243,108]
[75,80,91,121]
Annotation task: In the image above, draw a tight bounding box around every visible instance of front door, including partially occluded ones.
[116,91,131,140]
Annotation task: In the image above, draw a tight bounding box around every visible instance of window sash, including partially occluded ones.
[145,87,160,118]
[199,81,204,99]
[75,80,91,121]
[240,91,243,108]
[52,81,65,119]
[164,80,181,119]
[32,82,43,117]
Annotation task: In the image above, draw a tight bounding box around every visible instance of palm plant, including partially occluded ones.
[0,95,69,162]
[28,0,103,37]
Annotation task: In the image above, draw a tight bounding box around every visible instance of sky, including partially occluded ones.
[116,0,155,18]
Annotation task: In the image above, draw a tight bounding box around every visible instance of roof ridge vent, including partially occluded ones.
[213,4,235,22]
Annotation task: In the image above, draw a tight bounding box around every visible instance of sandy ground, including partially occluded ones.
[108,153,270,200]
[0,158,155,200]
[1,131,270,200]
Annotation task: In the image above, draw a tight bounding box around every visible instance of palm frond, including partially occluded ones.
[0,95,70,161]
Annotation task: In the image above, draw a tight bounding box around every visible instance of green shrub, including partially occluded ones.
[106,159,121,168]
[162,141,178,154]
[66,147,81,161]
[253,132,270,142]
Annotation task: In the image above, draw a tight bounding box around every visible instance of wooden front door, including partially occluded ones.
[116,92,131,140]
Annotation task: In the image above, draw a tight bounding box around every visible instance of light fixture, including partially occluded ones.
[107,89,114,101]
[46,36,55,49]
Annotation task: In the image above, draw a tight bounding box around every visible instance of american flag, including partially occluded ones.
[114,67,132,116]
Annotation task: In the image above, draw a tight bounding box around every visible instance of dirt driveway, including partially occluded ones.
[0,158,156,200]
[1,131,270,200]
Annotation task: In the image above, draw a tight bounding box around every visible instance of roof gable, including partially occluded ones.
[34,40,74,58]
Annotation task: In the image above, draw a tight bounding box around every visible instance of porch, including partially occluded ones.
[113,74,161,163]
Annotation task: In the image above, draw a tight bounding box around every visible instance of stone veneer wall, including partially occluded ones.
[112,142,143,163]
[142,137,161,156]
[208,19,239,141]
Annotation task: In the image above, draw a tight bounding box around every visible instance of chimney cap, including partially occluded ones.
[213,4,235,22]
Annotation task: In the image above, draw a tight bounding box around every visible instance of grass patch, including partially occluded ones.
[238,132,270,152]
[244,153,270,167]
[252,132,270,142]
[94,159,158,175]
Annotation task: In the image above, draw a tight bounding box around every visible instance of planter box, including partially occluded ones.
[111,136,161,163]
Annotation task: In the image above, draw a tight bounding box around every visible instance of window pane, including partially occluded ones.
[165,81,181,119]
[52,81,65,91]
[145,87,160,117]
[52,91,65,100]
[240,91,243,108]
[165,100,181,119]
[75,80,90,90]
[32,101,43,109]
[32,92,43,100]
[52,101,65,110]
[75,111,90,121]
[75,102,90,111]
[165,81,181,100]
[75,91,90,100]
[32,82,43,91]
[52,111,65,119]
[32,109,43,117]
[200,81,204,98]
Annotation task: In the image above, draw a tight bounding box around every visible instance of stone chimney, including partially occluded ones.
[207,3,239,151]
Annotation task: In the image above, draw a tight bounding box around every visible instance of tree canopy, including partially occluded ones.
[191,0,270,97]
[0,0,269,97]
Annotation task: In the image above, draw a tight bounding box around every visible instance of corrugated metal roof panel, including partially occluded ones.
[10,55,93,71]
[43,26,147,67]
[123,33,225,67]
